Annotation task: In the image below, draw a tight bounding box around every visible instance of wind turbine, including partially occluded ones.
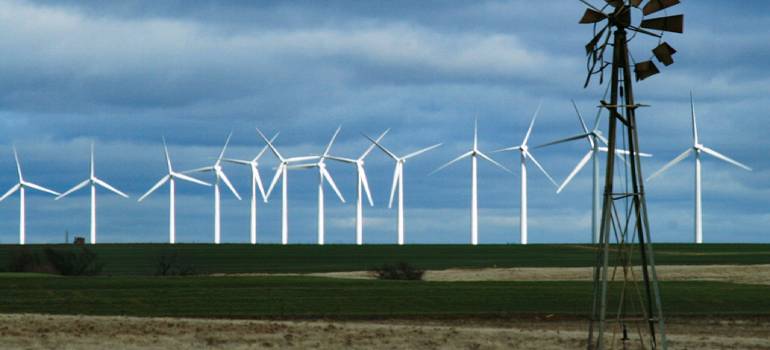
[288,127,346,245]
[56,143,129,244]
[536,100,651,244]
[184,133,242,244]
[138,138,211,244]
[256,128,320,245]
[326,129,389,245]
[430,119,511,245]
[222,133,278,244]
[365,134,441,245]
[647,92,751,244]
[0,147,60,245]
[494,103,558,245]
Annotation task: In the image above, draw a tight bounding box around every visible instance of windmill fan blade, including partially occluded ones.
[640,14,684,33]
[634,60,660,81]
[605,0,623,7]
[24,181,60,196]
[321,168,345,203]
[585,26,607,55]
[138,175,170,202]
[388,165,400,209]
[218,171,242,200]
[579,8,607,24]
[700,146,752,171]
[557,150,594,194]
[56,179,90,200]
[359,166,374,207]
[643,0,680,16]
[647,148,692,181]
[630,0,643,7]
[266,164,284,199]
[174,172,211,187]
[652,42,677,66]
[94,178,129,198]
[252,165,268,202]
[0,183,21,202]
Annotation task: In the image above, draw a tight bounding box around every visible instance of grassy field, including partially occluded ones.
[0,243,768,275]
[1,274,769,319]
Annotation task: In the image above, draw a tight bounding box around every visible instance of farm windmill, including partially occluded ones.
[577,0,683,349]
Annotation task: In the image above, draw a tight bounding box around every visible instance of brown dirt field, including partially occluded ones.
[300,264,770,285]
[0,314,768,349]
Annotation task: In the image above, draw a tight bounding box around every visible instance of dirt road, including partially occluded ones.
[1,314,768,349]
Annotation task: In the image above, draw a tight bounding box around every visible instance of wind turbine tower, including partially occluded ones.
[647,92,751,244]
[495,104,558,244]
[327,129,389,245]
[431,119,510,245]
[0,147,60,245]
[366,135,441,245]
[56,143,129,244]
[138,138,211,244]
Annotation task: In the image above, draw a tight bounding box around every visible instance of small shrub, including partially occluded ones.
[155,251,197,276]
[6,247,56,273]
[372,262,424,280]
[44,247,103,276]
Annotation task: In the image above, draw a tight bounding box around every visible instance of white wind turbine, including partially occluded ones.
[138,138,211,244]
[0,147,60,245]
[56,143,129,244]
[647,92,752,244]
[365,135,442,245]
[494,104,558,245]
[288,127,346,245]
[222,133,278,244]
[256,128,320,245]
[430,119,511,245]
[326,129,389,245]
[184,133,242,244]
[536,100,651,244]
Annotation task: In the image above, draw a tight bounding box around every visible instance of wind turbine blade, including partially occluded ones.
[138,175,170,202]
[285,156,321,163]
[321,168,345,203]
[252,164,268,202]
[325,155,357,164]
[363,133,399,161]
[90,142,95,178]
[323,126,341,157]
[473,117,478,150]
[522,101,542,145]
[477,151,512,173]
[600,147,652,158]
[222,158,252,166]
[534,133,591,149]
[23,181,60,196]
[359,166,374,207]
[0,183,20,202]
[56,179,90,200]
[690,91,699,145]
[182,166,215,174]
[217,170,241,200]
[525,151,558,187]
[216,132,233,164]
[173,172,211,187]
[255,133,279,161]
[256,128,284,161]
[493,145,521,153]
[700,146,752,171]
[572,99,591,135]
[557,150,593,193]
[403,143,442,160]
[94,178,129,198]
[13,146,22,180]
[388,165,400,209]
[162,137,173,172]
[360,129,390,159]
[287,163,317,170]
[595,132,610,146]
[429,151,472,176]
[266,164,285,199]
[646,148,692,181]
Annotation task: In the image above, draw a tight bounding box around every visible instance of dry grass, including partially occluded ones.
[0,314,768,350]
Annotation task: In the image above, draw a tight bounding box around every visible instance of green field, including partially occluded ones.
[1,275,769,319]
[1,243,768,275]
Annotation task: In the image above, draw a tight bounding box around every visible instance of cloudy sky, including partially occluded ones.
[0,0,767,244]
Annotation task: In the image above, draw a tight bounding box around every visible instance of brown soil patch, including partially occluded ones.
[0,314,768,349]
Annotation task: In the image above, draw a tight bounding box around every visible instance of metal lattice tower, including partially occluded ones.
[577,1,684,349]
